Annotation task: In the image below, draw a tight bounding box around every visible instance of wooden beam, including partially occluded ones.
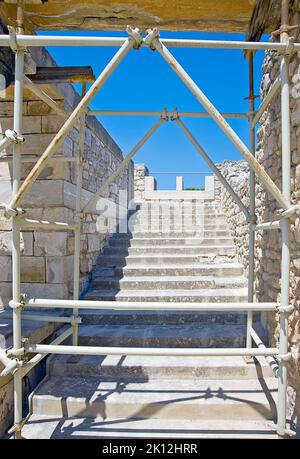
[27,66,96,84]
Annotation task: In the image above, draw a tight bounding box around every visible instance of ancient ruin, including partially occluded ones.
[0,0,299,440]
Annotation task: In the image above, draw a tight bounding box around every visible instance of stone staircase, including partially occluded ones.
[22,199,279,439]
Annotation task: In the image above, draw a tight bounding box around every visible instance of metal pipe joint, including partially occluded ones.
[4,129,24,144]
[126,26,143,49]
[144,28,160,50]
[276,304,294,314]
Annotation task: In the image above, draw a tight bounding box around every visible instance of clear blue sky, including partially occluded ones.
[39,30,267,189]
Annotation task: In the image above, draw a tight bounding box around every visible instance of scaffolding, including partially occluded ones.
[0,1,297,439]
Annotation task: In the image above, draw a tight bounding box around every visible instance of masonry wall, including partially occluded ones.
[254,23,300,426]
[214,161,250,277]
[215,22,300,428]
[0,46,134,308]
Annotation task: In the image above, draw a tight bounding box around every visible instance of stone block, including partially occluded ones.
[0,163,11,181]
[21,283,68,300]
[22,232,34,256]
[41,115,64,133]
[0,210,12,231]
[0,116,42,135]
[21,161,68,181]
[0,180,12,204]
[26,100,62,116]
[87,234,101,252]
[23,180,64,207]
[20,257,45,283]
[34,232,68,256]
[46,255,74,284]
[0,231,11,256]
[0,256,11,282]
[25,207,74,223]
[0,282,12,309]
[21,133,57,156]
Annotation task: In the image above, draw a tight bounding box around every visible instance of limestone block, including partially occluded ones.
[23,180,64,207]
[0,282,12,309]
[26,100,61,116]
[41,115,64,133]
[0,116,42,135]
[0,101,15,117]
[34,232,68,256]
[21,133,57,156]
[21,282,68,300]
[22,232,34,256]
[25,207,74,223]
[0,163,11,181]
[0,256,11,282]
[21,161,68,181]
[46,255,74,284]
[87,234,101,252]
[0,210,12,231]
[0,180,12,204]
[20,256,45,283]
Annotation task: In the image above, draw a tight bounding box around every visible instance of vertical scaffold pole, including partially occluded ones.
[12,0,25,439]
[247,52,256,348]
[277,0,291,438]
[72,84,86,346]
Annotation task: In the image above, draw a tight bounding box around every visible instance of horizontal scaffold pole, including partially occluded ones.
[89,109,248,119]
[175,118,251,221]
[0,34,298,52]
[15,298,280,312]
[9,37,136,210]
[25,343,280,358]
[82,117,164,214]
[147,31,290,212]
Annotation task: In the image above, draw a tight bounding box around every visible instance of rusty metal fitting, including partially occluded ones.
[144,28,160,51]
[161,107,169,121]
[126,26,143,50]
[170,108,179,121]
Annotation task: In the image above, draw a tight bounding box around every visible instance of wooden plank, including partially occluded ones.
[27,66,95,84]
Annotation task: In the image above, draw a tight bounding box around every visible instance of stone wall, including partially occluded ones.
[134,163,149,202]
[255,22,300,427]
[0,45,134,308]
[215,21,300,428]
[215,161,250,276]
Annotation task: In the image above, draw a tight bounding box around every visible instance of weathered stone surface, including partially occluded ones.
[46,255,74,284]
[20,257,45,283]
[34,232,68,257]
[0,1,254,33]
[214,161,249,276]
[0,256,11,282]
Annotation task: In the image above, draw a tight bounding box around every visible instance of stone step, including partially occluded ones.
[108,237,234,247]
[112,228,232,238]
[131,214,226,222]
[30,376,277,421]
[49,354,273,381]
[102,245,236,257]
[94,262,245,278]
[77,323,250,348]
[112,230,232,239]
[78,310,260,326]
[91,275,247,290]
[98,254,236,266]
[21,414,278,439]
[84,287,248,303]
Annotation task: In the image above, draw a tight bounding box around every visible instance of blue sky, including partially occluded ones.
[39,30,266,189]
